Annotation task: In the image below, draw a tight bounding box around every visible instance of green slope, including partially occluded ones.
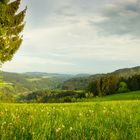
[90,91,140,101]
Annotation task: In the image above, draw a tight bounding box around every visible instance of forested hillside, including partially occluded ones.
[62,66,140,90]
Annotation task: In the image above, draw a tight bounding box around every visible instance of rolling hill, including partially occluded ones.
[62,66,140,90]
[2,72,74,93]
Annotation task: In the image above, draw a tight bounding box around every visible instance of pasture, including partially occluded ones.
[0,100,140,140]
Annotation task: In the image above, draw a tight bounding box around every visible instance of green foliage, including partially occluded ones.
[62,77,88,90]
[19,90,86,103]
[0,83,16,102]
[0,0,27,63]
[18,90,140,103]
[87,68,140,97]
[88,75,119,96]
[0,101,140,139]
[118,81,129,93]
[127,74,140,91]
[85,92,93,98]
[0,0,9,4]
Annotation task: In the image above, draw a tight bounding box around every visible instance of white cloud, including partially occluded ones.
[96,0,140,36]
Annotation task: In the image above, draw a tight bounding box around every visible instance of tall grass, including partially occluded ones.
[0,101,140,140]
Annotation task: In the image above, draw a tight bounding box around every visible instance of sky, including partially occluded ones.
[3,0,140,74]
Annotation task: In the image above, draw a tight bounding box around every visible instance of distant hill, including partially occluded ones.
[113,66,140,77]
[24,72,73,78]
[62,66,140,90]
[74,74,91,78]
[2,72,74,93]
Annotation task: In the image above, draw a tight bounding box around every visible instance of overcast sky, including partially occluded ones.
[3,0,140,74]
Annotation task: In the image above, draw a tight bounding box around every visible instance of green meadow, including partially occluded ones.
[0,0,140,139]
[83,91,140,102]
[0,100,140,140]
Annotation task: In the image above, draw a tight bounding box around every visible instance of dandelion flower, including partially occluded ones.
[70,127,73,131]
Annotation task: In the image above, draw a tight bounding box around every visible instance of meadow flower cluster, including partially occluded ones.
[0,101,139,140]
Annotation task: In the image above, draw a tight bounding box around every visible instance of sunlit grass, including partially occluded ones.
[0,101,140,140]
[81,91,140,102]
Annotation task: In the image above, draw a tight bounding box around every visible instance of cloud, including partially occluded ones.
[3,0,140,74]
[94,0,140,37]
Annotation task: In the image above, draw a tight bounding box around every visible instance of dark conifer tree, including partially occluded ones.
[0,0,27,63]
[0,0,26,83]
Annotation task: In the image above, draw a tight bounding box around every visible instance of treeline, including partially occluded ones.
[18,90,88,103]
[88,74,140,96]
[62,66,140,91]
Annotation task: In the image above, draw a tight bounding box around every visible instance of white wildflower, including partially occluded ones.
[79,113,82,116]
[70,127,73,131]
[56,128,61,133]
[62,125,65,128]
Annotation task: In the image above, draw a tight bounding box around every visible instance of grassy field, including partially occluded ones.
[0,100,140,140]
[81,91,140,102]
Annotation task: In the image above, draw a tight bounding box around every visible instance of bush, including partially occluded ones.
[118,82,129,93]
